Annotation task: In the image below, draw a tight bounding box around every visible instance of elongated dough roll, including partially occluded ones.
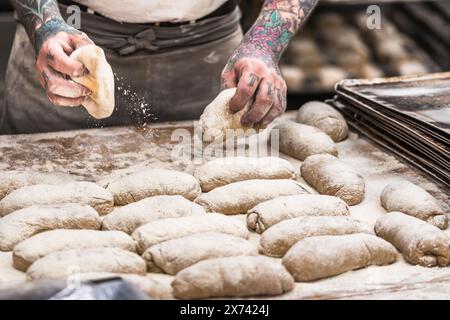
[194,179,308,215]
[0,204,101,251]
[297,101,348,142]
[380,180,448,230]
[194,157,296,192]
[247,194,350,233]
[102,195,205,234]
[142,232,258,274]
[70,45,115,119]
[301,154,365,205]
[271,122,337,161]
[260,216,373,257]
[282,233,397,281]
[132,213,248,254]
[0,182,113,217]
[13,230,136,272]
[375,212,450,267]
[104,169,201,205]
[199,88,265,142]
[0,170,80,200]
[172,256,294,299]
[27,248,146,280]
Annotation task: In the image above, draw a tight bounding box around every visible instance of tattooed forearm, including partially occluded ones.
[11,0,78,52]
[227,0,319,69]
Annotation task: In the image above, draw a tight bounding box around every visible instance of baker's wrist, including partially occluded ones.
[34,18,79,54]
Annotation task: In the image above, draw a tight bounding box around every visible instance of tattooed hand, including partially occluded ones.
[221,0,318,126]
[12,0,93,106]
[36,24,94,106]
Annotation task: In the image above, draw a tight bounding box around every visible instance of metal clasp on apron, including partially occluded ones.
[119,29,160,55]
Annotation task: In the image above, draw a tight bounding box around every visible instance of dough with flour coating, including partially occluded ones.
[132,213,248,254]
[0,182,113,217]
[271,122,337,161]
[12,229,136,271]
[260,216,373,257]
[0,204,101,251]
[297,101,348,142]
[0,170,80,200]
[172,256,294,299]
[142,232,258,274]
[194,179,309,215]
[194,156,296,192]
[380,180,448,229]
[247,194,350,233]
[375,212,450,267]
[70,45,115,119]
[199,88,265,142]
[27,248,146,280]
[282,233,397,281]
[301,154,365,205]
[102,195,205,234]
[104,169,201,205]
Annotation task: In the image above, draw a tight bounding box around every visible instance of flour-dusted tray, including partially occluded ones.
[333,72,450,187]
[0,113,449,299]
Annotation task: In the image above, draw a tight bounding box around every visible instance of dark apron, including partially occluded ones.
[1,5,242,134]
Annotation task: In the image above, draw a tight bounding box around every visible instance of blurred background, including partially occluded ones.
[0,0,449,108]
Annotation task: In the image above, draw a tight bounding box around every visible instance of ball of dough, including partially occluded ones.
[297,101,348,142]
[271,122,338,161]
[198,88,265,142]
[70,45,115,119]
[301,154,365,205]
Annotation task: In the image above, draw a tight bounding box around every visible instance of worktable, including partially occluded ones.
[0,111,449,299]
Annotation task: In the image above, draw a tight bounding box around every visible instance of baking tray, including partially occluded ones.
[330,99,450,187]
[333,91,450,163]
[335,72,450,139]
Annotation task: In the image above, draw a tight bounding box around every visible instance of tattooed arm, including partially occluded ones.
[11,0,93,106]
[222,0,318,126]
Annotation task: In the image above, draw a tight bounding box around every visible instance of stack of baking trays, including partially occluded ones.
[280,2,446,95]
[328,72,450,187]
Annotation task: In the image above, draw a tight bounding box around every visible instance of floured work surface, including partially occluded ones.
[0,113,449,299]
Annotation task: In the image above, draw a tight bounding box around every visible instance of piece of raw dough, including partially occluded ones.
[297,101,348,142]
[172,256,294,299]
[102,195,205,234]
[0,204,101,251]
[260,216,373,257]
[380,180,448,229]
[104,169,201,205]
[282,233,397,281]
[13,230,136,272]
[0,182,113,217]
[270,122,337,161]
[27,248,146,280]
[375,212,450,267]
[142,232,258,274]
[0,170,81,200]
[194,157,296,192]
[198,88,265,142]
[301,154,365,205]
[194,179,308,215]
[132,213,248,254]
[70,44,115,119]
[247,194,350,233]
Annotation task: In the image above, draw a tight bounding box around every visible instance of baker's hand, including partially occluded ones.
[221,47,287,127]
[35,22,94,107]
